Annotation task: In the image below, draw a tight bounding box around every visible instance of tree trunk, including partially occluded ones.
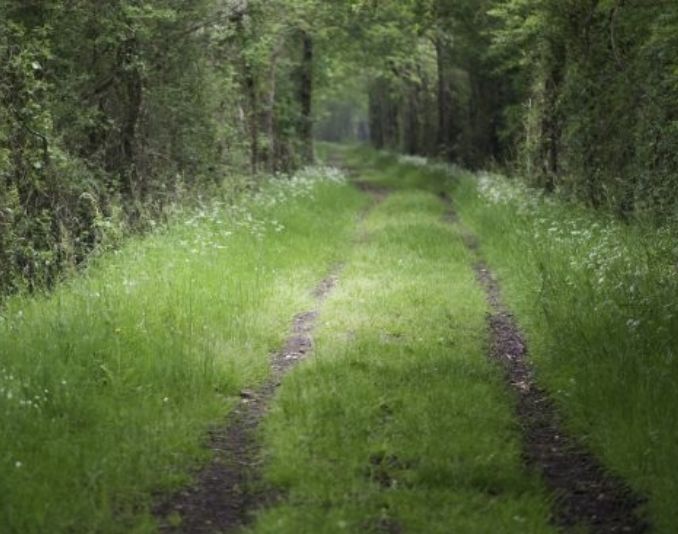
[120,38,144,198]
[541,47,564,193]
[298,30,314,164]
[435,37,454,160]
[232,10,259,174]
[368,82,385,149]
[264,45,281,172]
[405,81,420,155]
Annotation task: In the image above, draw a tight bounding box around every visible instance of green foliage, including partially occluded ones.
[0,0,338,297]
[3,0,678,300]
[489,0,678,219]
[329,0,509,166]
[321,0,678,219]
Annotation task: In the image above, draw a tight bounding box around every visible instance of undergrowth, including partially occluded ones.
[254,171,554,532]
[359,147,678,532]
[330,149,678,533]
[0,167,365,533]
[450,170,678,532]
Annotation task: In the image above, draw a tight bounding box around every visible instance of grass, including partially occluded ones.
[251,158,554,533]
[448,170,678,533]
[0,167,366,533]
[348,147,678,532]
[6,144,673,532]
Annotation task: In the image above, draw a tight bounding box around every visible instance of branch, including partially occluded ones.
[170,0,250,41]
[17,118,50,162]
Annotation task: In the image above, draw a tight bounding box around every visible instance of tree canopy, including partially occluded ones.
[2,0,677,294]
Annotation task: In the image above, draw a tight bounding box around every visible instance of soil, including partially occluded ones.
[353,180,392,202]
[154,270,341,533]
[473,263,648,533]
[440,191,648,531]
[442,196,647,534]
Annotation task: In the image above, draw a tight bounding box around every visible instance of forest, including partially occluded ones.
[1,0,677,532]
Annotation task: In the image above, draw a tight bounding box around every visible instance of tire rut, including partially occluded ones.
[442,193,648,533]
[155,181,387,533]
[154,268,341,533]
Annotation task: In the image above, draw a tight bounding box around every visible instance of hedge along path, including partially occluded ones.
[155,197,386,533]
[441,192,648,533]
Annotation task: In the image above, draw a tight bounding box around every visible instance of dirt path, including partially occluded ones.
[155,269,342,533]
[155,178,646,533]
[443,195,648,533]
[155,175,386,533]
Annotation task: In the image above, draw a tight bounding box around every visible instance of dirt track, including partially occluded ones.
[444,192,648,533]
[155,269,342,533]
[156,184,648,534]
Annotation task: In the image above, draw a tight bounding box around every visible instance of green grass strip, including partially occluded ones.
[449,168,678,533]
[252,174,554,532]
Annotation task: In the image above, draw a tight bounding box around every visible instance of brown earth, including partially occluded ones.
[442,191,648,533]
[474,262,648,533]
[154,270,341,533]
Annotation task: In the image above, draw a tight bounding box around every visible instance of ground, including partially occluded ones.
[155,150,647,533]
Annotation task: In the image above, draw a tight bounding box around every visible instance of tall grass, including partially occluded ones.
[449,170,678,532]
[0,167,366,533]
[333,145,678,530]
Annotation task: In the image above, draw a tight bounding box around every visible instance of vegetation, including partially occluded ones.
[451,165,678,532]
[354,148,678,532]
[0,0,323,296]
[321,1,678,219]
[0,169,364,532]
[254,161,554,533]
[2,0,678,532]
[2,0,677,296]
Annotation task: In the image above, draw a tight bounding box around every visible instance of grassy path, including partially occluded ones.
[1,151,656,532]
[243,149,647,533]
[0,170,367,533]
[156,267,346,532]
[250,171,555,532]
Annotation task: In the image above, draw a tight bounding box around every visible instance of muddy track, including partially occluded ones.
[442,194,648,533]
[154,269,341,533]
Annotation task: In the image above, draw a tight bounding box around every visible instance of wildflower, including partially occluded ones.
[627,319,641,331]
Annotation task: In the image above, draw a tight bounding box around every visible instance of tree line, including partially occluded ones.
[361,0,678,221]
[1,0,677,296]
[0,0,321,294]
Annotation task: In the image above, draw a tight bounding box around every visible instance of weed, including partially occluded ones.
[450,169,678,532]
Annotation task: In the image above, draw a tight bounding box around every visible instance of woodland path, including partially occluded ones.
[155,181,388,532]
[155,267,346,532]
[155,157,647,534]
